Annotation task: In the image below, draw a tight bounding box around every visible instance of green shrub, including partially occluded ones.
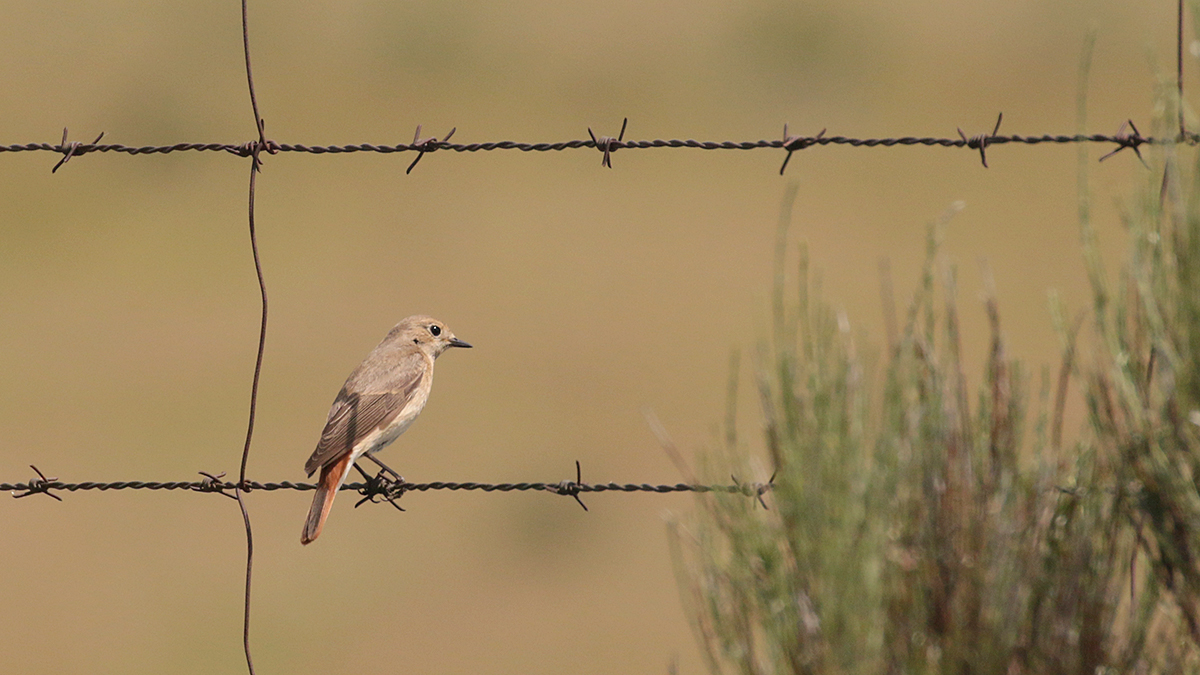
[670,121,1200,675]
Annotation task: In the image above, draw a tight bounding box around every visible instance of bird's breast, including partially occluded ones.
[369,370,433,452]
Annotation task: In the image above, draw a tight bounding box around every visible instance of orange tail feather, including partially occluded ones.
[301,454,354,545]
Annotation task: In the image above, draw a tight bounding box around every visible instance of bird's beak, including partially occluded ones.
[449,337,473,349]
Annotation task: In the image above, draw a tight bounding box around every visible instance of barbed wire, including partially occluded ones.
[4,464,775,510]
[2,478,771,497]
[2,120,1178,175]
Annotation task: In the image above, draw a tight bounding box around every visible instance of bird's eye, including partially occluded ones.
[429,325,442,337]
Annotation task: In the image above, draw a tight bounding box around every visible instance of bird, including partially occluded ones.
[301,315,471,545]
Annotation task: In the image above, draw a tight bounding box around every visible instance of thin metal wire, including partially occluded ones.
[3,130,1194,165]
[236,0,271,672]
[3,470,776,520]
[2,476,773,497]
[1181,0,1187,141]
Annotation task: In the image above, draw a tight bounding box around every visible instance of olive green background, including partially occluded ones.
[0,1,1181,673]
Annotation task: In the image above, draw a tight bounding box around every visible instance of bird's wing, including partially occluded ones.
[304,351,427,476]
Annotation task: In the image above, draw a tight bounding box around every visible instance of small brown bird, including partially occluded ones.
[301,315,471,545]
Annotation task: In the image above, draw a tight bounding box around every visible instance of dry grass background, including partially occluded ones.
[0,0,1186,674]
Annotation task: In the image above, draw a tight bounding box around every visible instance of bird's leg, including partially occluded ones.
[351,458,406,510]
[364,453,404,483]
[351,461,374,482]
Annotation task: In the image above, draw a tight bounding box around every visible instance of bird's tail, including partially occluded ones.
[301,453,354,545]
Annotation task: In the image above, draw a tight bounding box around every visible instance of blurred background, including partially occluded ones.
[0,0,1187,673]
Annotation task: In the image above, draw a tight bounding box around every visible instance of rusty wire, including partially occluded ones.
[234,0,270,672]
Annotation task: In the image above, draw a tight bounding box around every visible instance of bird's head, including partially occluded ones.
[393,315,472,358]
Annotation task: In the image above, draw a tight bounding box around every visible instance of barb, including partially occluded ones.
[194,471,238,500]
[406,125,457,174]
[588,118,628,168]
[957,113,1003,168]
[553,460,589,511]
[11,465,63,501]
[779,124,826,175]
[1098,119,1148,166]
[731,471,775,509]
[351,463,406,511]
[50,128,105,173]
